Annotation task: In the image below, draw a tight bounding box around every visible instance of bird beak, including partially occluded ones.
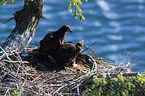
[69,29,72,33]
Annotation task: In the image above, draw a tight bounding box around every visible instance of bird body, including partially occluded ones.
[36,25,85,70]
[52,40,83,69]
[39,25,72,55]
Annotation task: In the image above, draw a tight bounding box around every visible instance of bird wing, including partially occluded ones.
[53,44,77,65]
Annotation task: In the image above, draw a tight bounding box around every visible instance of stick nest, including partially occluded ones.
[0,42,143,96]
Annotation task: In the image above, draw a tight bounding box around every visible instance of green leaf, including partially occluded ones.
[10,0,15,4]
[77,6,82,13]
[93,76,100,85]
[75,15,78,19]
[78,0,82,4]
[68,6,72,12]
[78,16,83,21]
[2,3,6,5]
[71,12,74,15]
[65,0,88,21]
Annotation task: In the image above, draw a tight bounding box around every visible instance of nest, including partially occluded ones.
[0,41,143,96]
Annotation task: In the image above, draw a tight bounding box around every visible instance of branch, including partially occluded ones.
[1,0,43,51]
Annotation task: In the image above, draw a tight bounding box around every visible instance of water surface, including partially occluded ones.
[0,0,145,72]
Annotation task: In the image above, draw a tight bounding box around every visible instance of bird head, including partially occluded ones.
[76,40,84,51]
[61,25,72,33]
[77,40,83,46]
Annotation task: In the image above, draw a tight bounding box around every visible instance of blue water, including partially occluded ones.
[0,0,145,72]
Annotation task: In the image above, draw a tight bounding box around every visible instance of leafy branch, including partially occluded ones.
[65,0,88,21]
[0,0,33,5]
[0,0,17,5]
[0,0,88,21]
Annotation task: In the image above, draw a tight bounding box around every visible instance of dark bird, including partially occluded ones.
[39,25,72,55]
[52,40,83,69]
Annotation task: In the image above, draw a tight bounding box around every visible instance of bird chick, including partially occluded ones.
[52,40,83,70]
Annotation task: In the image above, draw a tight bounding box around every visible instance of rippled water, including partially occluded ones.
[0,0,145,72]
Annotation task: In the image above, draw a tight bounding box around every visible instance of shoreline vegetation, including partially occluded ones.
[0,41,144,96]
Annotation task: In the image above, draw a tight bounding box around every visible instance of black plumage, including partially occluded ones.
[52,40,83,69]
[39,25,72,55]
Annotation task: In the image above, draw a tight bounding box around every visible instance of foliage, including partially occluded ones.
[0,0,88,21]
[0,0,33,5]
[92,73,145,96]
[65,0,87,21]
[12,91,23,96]
[0,0,21,5]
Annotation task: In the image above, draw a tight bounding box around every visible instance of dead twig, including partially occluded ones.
[3,17,15,24]
[81,36,103,53]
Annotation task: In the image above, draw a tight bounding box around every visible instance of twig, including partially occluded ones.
[107,72,139,77]
[53,70,96,94]
[3,17,15,24]
[4,88,9,96]
[81,36,103,53]
[31,75,42,82]
[31,42,39,46]
[76,83,80,96]
[66,39,102,57]
[83,45,98,57]
[22,47,38,53]
[87,55,97,70]
[0,46,12,60]
[3,59,29,63]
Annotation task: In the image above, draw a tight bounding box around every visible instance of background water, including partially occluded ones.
[0,0,145,72]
